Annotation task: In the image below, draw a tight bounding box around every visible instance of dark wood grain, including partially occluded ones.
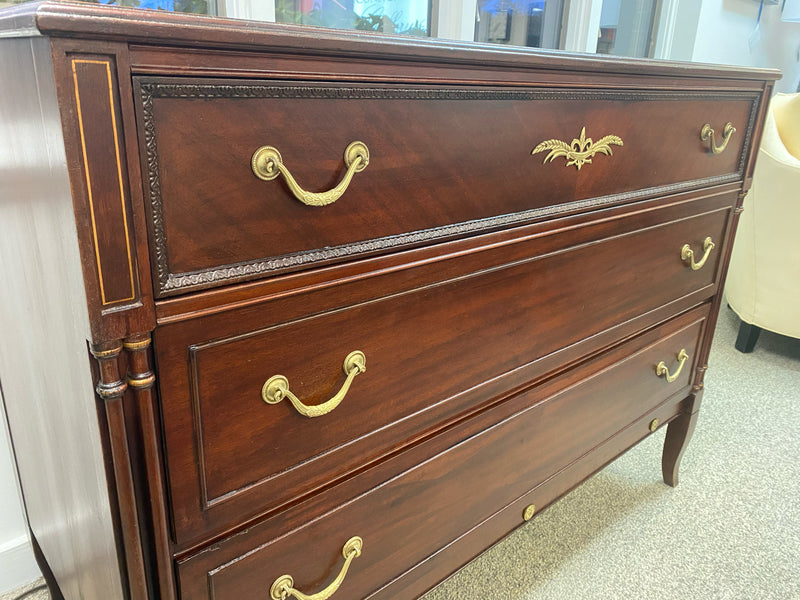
[156,194,731,547]
[138,77,755,295]
[89,341,148,600]
[176,305,708,598]
[0,6,778,599]
[70,57,137,305]
[123,335,177,600]
[125,44,770,92]
[49,38,157,343]
[154,183,740,322]
[373,394,693,600]
[662,400,701,487]
[659,197,749,489]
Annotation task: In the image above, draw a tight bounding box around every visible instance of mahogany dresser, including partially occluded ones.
[0,3,780,599]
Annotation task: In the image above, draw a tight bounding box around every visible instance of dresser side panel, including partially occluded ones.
[0,36,125,600]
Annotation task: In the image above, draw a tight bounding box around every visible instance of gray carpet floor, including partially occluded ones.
[3,306,798,600]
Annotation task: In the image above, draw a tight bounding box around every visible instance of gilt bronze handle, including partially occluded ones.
[251,141,369,206]
[655,349,689,383]
[270,536,363,600]
[700,122,736,155]
[262,351,366,418]
[681,237,715,271]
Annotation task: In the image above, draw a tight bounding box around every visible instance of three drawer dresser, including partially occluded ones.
[0,3,779,599]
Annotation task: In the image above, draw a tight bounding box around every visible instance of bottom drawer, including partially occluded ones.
[178,305,709,600]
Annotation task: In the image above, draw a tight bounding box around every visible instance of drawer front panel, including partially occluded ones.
[177,306,709,599]
[135,78,757,295]
[157,198,730,546]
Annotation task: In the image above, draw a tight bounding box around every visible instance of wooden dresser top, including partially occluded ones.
[1,1,781,82]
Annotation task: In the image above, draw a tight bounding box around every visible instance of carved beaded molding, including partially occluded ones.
[137,80,760,296]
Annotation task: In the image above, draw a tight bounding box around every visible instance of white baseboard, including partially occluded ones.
[0,534,41,595]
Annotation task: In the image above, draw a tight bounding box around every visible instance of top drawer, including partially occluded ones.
[134,78,758,296]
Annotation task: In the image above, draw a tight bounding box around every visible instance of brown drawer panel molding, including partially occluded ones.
[135,79,759,296]
[155,199,730,547]
[176,306,708,599]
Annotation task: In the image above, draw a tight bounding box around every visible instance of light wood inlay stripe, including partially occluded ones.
[72,58,136,305]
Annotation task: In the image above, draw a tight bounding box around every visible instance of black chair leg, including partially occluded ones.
[735,320,762,353]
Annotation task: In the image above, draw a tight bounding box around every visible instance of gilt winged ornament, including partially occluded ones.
[532,127,623,170]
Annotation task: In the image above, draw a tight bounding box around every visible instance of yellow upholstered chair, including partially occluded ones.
[726,93,800,352]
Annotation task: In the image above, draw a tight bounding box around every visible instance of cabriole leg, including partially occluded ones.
[662,407,700,488]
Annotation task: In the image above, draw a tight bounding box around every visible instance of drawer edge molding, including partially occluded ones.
[364,398,690,600]
[136,81,760,296]
[154,180,741,296]
[178,306,706,598]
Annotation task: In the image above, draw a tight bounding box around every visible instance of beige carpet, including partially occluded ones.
[3,306,799,600]
[0,580,47,600]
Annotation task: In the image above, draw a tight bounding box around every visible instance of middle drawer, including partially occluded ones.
[155,193,731,547]
[177,303,710,600]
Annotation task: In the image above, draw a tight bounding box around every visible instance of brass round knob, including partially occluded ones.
[649,418,659,432]
[523,504,536,521]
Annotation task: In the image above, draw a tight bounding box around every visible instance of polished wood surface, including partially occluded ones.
[156,192,730,547]
[0,4,779,600]
[88,341,148,600]
[176,306,708,599]
[139,77,754,294]
[48,38,156,344]
[2,2,778,81]
[122,334,176,599]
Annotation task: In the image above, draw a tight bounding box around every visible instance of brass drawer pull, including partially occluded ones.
[270,536,363,600]
[655,349,689,383]
[681,236,715,271]
[531,126,623,170]
[251,141,369,207]
[262,351,366,418]
[700,122,736,154]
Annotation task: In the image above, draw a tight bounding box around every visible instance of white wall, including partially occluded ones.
[686,0,800,92]
[0,387,40,594]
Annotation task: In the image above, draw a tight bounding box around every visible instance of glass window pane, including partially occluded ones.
[138,0,216,14]
[597,0,658,58]
[275,0,430,35]
[2,0,216,15]
[474,0,564,49]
